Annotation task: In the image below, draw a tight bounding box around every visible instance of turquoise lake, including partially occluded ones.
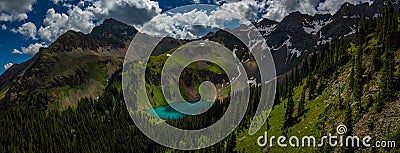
[146,101,213,120]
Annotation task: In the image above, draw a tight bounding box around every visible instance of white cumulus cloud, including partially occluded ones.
[4,63,13,70]
[0,0,36,21]
[263,0,319,21]
[141,0,267,39]
[142,9,211,39]
[37,0,162,44]
[52,0,70,4]
[87,0,162,26]
[12,43,47,55]
[219,0,264,19]
[317,0,372,14]
[12,49,22,54]
[38,7,95,43]
[22,43,47,55]
[11,22,38,40]
[263,0,372,21]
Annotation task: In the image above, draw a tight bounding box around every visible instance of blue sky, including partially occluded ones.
[0,0,71,74]
[0,0,372,74]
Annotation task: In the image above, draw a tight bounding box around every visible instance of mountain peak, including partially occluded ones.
[102,18,128,27]
[90,18,137,38]
[255,18,279,28]
[289,11,303,16]
[90,18,138,48]
[278,11,311,29]
[50,30,97,52]
[282,11,311,22]
[342,2,354,7]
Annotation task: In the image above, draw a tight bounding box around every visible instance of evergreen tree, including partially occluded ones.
[226,133,237,153]
[297,89,306,118]
[274,85,281,106]
[302,58,310,79]
[353,21,364,105]
[353,45,363,107]
[344,100,354,153]
[284,84,295,129]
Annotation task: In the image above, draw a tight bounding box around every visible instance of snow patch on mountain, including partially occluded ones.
[345,26,357,37]
[317,37,333,45]
[289,48,301,58]
[258,24,277,36]
[268,34,302,64]
[303,19,332,35]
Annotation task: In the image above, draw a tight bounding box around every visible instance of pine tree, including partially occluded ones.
[302,58,310,79]
[307,75,315,101]
[353,46,363,106]
[284,84,295,129]
[295,65,300,86]
[298,89,306,118]
[353,20,364,105]
[337,80,344,111]
[344,100,354,153]
[226,133,236,153]
[274,85,281,106]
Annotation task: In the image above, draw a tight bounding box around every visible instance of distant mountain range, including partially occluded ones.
[0,0,397,110]
[256,0,396,74]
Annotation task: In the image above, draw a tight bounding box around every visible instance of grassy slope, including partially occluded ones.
[236,80,331,152]
[0,85,8,100]
[44,49,121,109]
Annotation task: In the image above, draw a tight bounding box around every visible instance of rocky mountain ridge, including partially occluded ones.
[258,0,399,74]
